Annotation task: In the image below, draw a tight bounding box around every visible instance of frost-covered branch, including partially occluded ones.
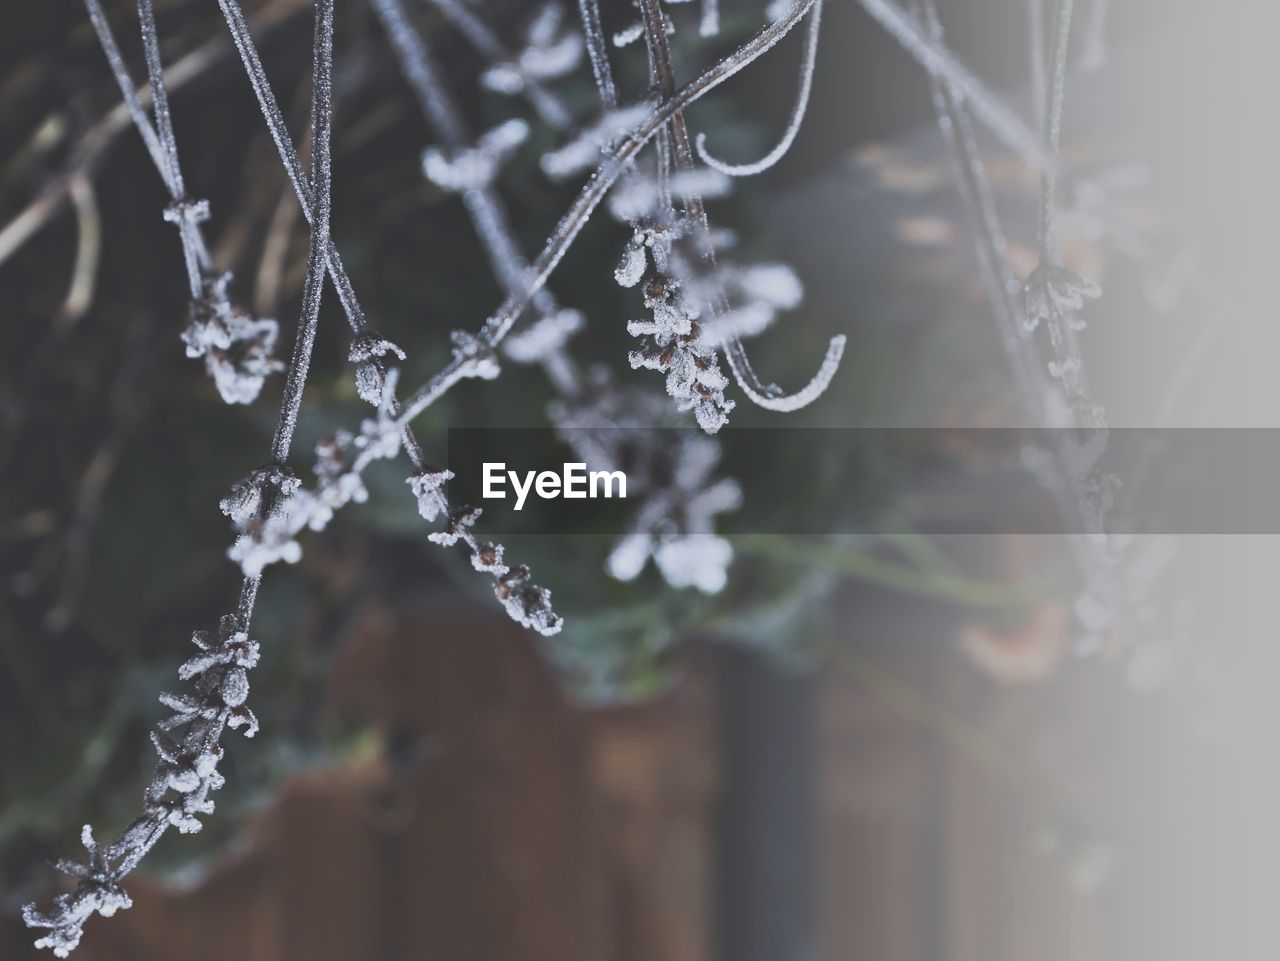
[83,0,283,405]
[631,0,844,422]
[22,7,348,946]
[696,0,822,177]
[270,0,335,463]
[1021,0,1101,421]
[216,0,561,629]
[913,0,1129,652]
[575,0,618,109]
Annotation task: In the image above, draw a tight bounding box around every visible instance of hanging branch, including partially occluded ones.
[85,0,211,295]
[695,0,822,177]
[25,5,838,951]
[83,0,283,406]
[217,0,561,624]
[1021,0,1101,422]
[914,0,1120,653]
[635,0,845,418]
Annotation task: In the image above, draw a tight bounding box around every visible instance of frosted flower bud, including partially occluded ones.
[407,468,455,522]
[1022,262,1101,334]
[219,465,300,525]
[220,667,250,707]
[162,196,211,228]
[471,541,506,573]
[348,332,406,405]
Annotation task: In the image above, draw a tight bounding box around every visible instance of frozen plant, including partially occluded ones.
[26,0,855,951]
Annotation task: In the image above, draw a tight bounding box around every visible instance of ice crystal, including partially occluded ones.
[615,239,648,287]
[218,463,300,526]
[161,196,211,231]
[428,505,483,547]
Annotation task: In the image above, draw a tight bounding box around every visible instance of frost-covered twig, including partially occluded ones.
[22,7,348,944]
[134,0,207,295]
[1022,0,1101,420]
[913,0,1128,652]
[695,0,822,177]
[23,8,475,953]
[270,0,335,463]
[575,0,618,109]
[82,0,284,405]
[633,0,844,421]
[217,0,561,629]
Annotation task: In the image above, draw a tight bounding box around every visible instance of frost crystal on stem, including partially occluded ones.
[23,606,262,956]
[182,273,284,405]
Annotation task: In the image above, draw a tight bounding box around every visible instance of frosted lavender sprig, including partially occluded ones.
[1021,0,1102,420]
[22,583,262,958]
[83,0,282,404]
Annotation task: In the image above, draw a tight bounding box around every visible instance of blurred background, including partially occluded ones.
[2,0,1277,959]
